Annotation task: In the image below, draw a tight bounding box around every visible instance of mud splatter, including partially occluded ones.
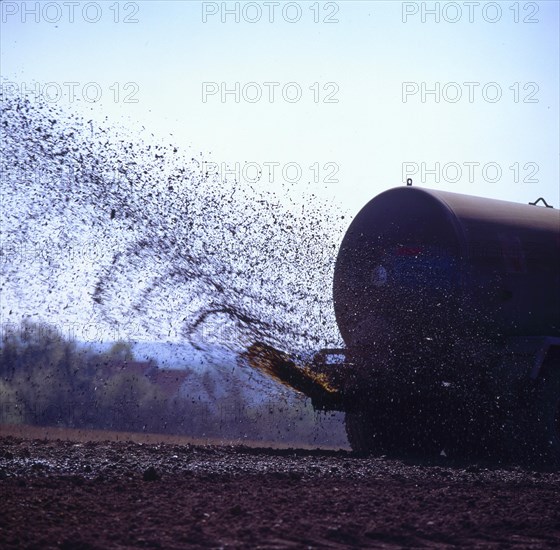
[1,92,347,355]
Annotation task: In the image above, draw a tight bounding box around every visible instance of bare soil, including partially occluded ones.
[1,426,559,549]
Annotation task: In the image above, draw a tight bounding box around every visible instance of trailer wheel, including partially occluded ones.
[512,366,560,470]
[345,396,447,456]
[345,411,380,455]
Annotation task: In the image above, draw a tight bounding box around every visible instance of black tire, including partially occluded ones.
[343,385,405,455]
[510,366,560,470]
[345,411,378,455]
[344,405,442,456]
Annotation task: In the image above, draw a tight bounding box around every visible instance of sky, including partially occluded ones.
[1,1,559,346]
[2,0,558,211]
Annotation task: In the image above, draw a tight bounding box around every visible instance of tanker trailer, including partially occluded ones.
[244,186,560,467]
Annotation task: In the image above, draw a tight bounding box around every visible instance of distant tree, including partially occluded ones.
[0,380,25,424]
[95,371,167,432]
[1,321,77,425]
[106,340,134,362]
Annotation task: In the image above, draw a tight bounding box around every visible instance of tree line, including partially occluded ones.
[0,321,347,447]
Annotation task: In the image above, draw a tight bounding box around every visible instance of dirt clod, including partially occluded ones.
[142,466,159,482]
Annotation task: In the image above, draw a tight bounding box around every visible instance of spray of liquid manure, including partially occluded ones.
[1,93,347,364]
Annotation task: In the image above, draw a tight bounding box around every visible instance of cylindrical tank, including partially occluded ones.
[333,187,560,351]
